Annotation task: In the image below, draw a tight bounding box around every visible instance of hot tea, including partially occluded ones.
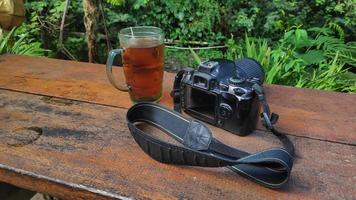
[123,38,164,102]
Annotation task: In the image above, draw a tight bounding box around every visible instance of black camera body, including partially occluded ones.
[176,58,265,136]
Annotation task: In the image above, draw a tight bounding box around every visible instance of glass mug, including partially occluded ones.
[106,26,165,102]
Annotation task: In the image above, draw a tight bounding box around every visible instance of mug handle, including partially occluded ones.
[106,48,129,91]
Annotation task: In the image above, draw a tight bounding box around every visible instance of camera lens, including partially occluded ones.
[234,58,265,84]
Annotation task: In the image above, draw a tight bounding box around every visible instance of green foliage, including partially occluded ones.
[105,0,223,44]
[0,28,46,56]
[11,0,356,93]
[226,27,356,93]
[165,48,222,70]
[106,0,125,6]
[189,48,201,65]
[19,0,356,59]
[21,0,86,59]
[104,0,356,43]
[226,33,271,68]
[297,52,355,92]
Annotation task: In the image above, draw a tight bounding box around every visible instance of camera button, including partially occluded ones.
[234,88,246,95]
[218,103,233,119]
[220,84,229,91]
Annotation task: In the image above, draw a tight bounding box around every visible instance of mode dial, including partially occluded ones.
[228,76,245,85]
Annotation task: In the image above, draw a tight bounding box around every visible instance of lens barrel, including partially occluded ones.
[234,58,265,84]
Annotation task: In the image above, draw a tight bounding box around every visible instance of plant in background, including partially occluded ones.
[18,0,356,63]
[165,47,224,71]
[0,28,46,56]
[21,0,86,59]
[9,0,356,93]
[106,0,125,6]
[226,33,271,68]
[225,26,356,93]
[309,25,356,68]
[297,52,356,92]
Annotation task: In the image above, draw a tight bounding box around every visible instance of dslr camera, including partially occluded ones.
[172,58,267,136]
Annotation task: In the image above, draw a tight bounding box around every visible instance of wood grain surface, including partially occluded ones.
[0,90,355,200]
[0,55,355,145]
[0,55,355,200]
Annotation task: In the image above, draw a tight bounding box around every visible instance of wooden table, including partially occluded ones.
[0,54,355,200]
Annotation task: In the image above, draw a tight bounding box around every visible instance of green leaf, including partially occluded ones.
[295,29,308,41]
[189,47,201,65]
[106,0,125,6]
[0,28,16,53]
[308,27,332,35]
[296,50,326,65]
[177,12,184,20]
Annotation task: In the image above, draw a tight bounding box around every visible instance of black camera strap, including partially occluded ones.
[251,84,295,156]
[171,69,188,113]
[127,103,294,188]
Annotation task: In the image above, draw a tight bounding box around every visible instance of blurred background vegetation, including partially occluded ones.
[0,0,355,92]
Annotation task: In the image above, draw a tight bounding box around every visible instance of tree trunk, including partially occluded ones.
[82,0,99,63]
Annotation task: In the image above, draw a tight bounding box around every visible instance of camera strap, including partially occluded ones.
[171,69,188,113]
[127,103,294,188]
[251,84,295,156]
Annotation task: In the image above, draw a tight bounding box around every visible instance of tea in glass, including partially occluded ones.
[106,26,165,102]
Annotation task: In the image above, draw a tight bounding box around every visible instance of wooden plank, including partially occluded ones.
[0,54,355,145]
[0,89,355,200]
